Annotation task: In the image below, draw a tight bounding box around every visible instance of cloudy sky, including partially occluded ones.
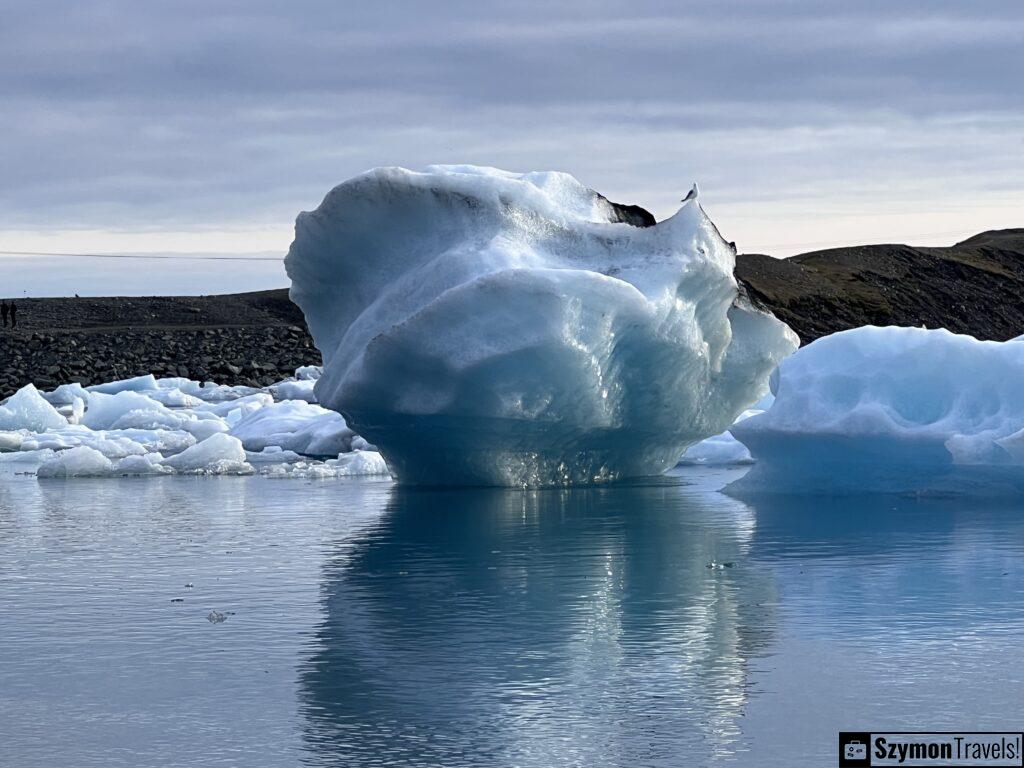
[2,1,1022,294]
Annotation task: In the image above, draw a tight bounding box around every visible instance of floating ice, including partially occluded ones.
[268,378,318,403]
[43,382,89,406]
[81,390,182,431]
[0,431,25,451]
[286,165,797,486]
[158,433,251,475]
[294,365,322,381]
[679,395,773,466]
[21,428,149,459]
[116,453,172,475]
[246,446,306,463]
[0,385,69,432]
[196,393,275,424]
[155,377,260,403]
[108,428,196,455]
[730,326,1024,495]
[0,447,56,463]
[257,450,389,478]
[678,422,754,466]
[37,446,115,477]
[87,374,160,395]
[229,400,355,456]
[0,368,390,481]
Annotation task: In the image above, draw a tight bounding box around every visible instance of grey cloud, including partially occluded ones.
[0,0,1021,238]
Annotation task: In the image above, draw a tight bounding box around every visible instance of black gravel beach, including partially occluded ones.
[3,229,1022,399]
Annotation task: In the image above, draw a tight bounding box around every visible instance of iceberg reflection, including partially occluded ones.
[300,478,776,767]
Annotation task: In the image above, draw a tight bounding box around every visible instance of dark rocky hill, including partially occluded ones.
[736,229,1024,342]
[2,230,1022,398]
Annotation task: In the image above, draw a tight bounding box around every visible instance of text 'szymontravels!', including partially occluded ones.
[839,732,1023,767]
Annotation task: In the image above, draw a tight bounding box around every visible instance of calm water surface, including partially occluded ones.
[1,464,1022,767]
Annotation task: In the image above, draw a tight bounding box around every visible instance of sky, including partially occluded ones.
[2,0,1022,295]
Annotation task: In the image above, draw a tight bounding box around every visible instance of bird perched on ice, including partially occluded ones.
[681,183,699,203]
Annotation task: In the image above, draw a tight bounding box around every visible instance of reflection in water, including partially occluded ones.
[2,466,1022,767]
[744,493,1024,638]
[300,473,1024,767]
[301,478,778,767]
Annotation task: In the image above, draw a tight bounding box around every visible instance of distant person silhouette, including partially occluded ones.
[9,301,16,329]
[1,301,7,328]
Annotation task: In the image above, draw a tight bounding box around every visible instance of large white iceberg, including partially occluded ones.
[286,165,797,486]
[730,326,1024,495]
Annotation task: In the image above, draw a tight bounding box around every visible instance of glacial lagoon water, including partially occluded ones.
[2,465,1023,767]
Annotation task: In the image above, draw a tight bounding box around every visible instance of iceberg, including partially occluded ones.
[0,385,69,432]
[286,165,797,486]
[37,446,114,478]
[730,326,1024,495]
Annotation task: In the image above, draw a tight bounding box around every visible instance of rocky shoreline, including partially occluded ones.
[0,291,318,398]
[3,229,1022,400]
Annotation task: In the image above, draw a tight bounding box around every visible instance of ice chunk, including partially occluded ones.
[0,447,56,463]
[37,446,114,478]
[286,165,797,486]
[157,377,259,402]
[679,401,770,466]
[246,446,306,463]
[679,429,753,466]
[16,424,151,459]
[0,431,26,452]
[87,374,159,394]
[229,400,355,456]
[327,450,390,476]
[158,433,252,474]
[42,382,90,406]
[115,453,172,475]
[268,378,318,403]
[181,414,230,441]
[145,388,203,408]
[294,365,322,381]
[195,392,274,424]
[70,396,86,424]
[730,326,1024,495]
[107,428,196,455]
[0,385,69,432]
[82,390,184,431]
[257,450,390,478]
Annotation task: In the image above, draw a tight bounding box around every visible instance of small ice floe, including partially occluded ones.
[2,364,392,481]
